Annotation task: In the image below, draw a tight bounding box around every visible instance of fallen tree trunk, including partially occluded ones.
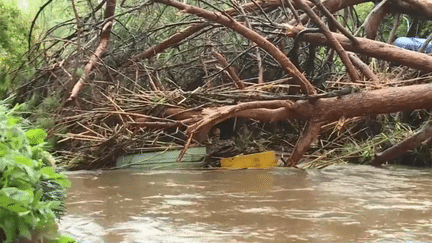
[186,83,432,135]
[295,84,432,122]
[179,83,432,164]
[391,0,432,19]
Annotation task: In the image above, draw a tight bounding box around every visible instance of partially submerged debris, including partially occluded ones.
[221,151,278,169]
[116,147,206,169]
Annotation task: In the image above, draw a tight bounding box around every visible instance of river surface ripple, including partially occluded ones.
[59,165,432,242]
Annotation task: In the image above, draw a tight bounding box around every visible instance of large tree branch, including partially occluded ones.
[285,24,432,71]
[364,0,389,40]
[122,0,366,71]
[120,23,208,70]
[153,0,316,95]
[184,83,432,143]
[391,0,432,19]
[174,83,432,163]
[295,0,360,82]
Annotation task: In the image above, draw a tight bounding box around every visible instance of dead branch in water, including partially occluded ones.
[369,120,432,166]
[177,83,432,165]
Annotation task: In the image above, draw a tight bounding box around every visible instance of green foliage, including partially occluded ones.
[355,2,374,22]
[0,104,74,243]
[0,0,79,96]
[0,2,30,92]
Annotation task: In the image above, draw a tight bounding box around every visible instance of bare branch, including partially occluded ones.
[294,0,360,82]
[154,0,316,94]
[68,0,117,102]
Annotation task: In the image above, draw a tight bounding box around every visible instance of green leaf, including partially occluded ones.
[40,150,56,167]
[0,192,14,207]
[40,169,71,188]
[40,166,55,178]
[21,164,39,185]
[53,176,71,189]
[37,206,56,222]
[17,210,30,217]
[20,210,38,226]
[14,156,34,167]
[7,117,18,126]
[33,189,42,206]
[6,203,28,213]
[8,168,33,189]
[1,187,33,207]
[9,135,23,150]
[58,234,78,243]
[0,157,13,171]
[45,200,62,209]
[25,129,47,145]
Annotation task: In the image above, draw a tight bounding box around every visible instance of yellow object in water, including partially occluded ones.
[220,151,277,169]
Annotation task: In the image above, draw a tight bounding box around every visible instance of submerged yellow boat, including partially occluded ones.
[220,151,277,169]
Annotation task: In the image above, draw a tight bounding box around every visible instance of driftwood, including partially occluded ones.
[369,120,432,166]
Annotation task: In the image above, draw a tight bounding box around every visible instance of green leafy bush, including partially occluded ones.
[0,104,74,243]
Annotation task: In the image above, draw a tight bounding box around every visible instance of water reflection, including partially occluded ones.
[60,165,432,242]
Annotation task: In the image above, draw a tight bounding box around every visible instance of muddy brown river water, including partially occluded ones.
[59,165,432,242]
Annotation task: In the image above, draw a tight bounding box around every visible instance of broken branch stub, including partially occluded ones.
[287,121,323,167]
[347,52,380,82]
